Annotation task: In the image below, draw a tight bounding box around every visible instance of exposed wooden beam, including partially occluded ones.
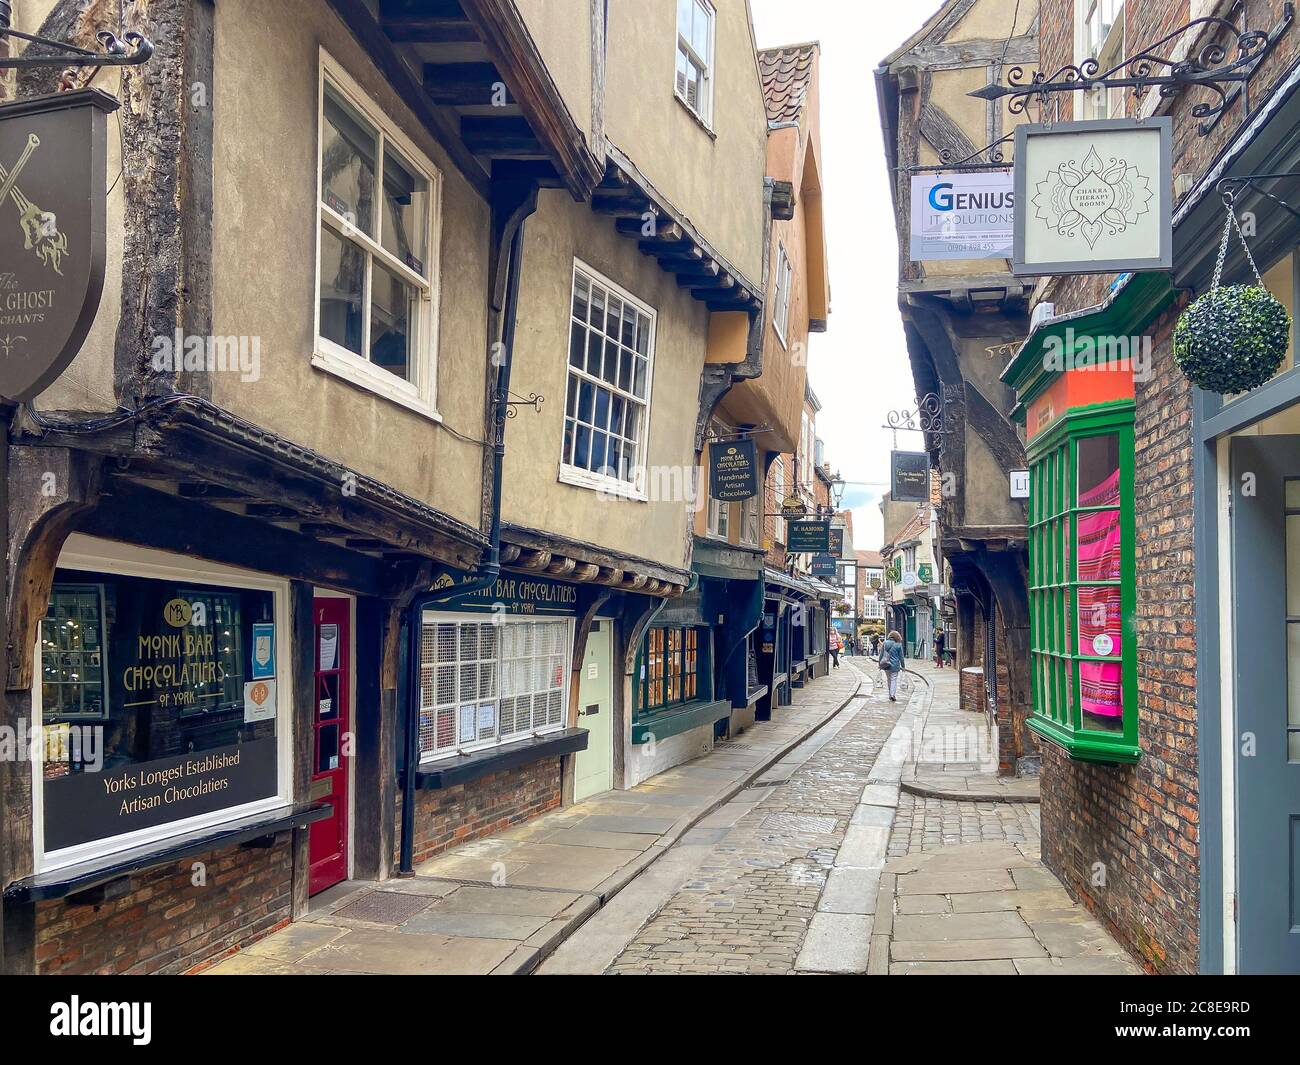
[619,218,682,242]
[424,62,502,106]
[327,0,489,199]
[461,115,543,156]
[81,481,387,596]
[491,159,564,186]
[679,272,734,292]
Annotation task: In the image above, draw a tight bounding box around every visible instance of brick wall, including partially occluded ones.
[1022,0,1300,974]
[1038,305,1200,975]
[399,757,563,867]
[34,836,293,975]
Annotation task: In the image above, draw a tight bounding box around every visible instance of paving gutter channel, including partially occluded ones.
[518,669,871,974]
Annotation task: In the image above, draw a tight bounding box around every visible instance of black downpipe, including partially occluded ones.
[397,218,528,875]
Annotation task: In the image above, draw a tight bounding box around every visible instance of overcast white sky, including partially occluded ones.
[749,0,934,551]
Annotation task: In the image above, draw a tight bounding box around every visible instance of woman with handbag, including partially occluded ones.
[879,630,905,701]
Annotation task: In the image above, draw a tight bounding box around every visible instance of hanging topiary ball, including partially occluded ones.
[1173,284,1291,394]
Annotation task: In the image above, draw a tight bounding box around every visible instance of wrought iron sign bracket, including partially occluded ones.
[967,5,1294,137]
[881,387,954,437]
[0,14,154,71]
[1215,170,1300,224]
[907,132,1015,175]
[503,391,544,419]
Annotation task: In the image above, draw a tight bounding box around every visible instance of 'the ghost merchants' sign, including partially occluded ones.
[1013,118,1171,276]
[0,89,117,402]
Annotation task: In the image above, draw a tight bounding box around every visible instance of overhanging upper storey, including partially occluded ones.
[329,0,604,199]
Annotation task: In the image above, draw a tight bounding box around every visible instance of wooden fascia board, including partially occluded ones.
[1002,272,1175,414]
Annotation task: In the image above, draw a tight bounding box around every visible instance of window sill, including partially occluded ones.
[5,801,331,905]
[311,347,443,424]
[673,93,717,139]
[1027,713,1139,765]
[632,698,730,744]
[558,463,648,502]
[414,727,589,790]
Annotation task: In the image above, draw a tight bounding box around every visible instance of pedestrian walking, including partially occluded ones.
[934,628,946,669]
[879,629,905,701]
[829,628,841,668]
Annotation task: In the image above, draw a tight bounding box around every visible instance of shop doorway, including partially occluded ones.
[309,595,350,895]
[574,620,613,800]
[1230,436,1300,973]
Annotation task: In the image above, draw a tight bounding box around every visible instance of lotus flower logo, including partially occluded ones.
[1032,145,1154,250]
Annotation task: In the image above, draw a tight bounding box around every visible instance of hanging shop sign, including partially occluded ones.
[811,553,838,578]
[0,89,118,402]
[829,526,845,557]
[918,563,933,584]
[1010,469,1030,499]
[708,437,759,501]
[787,520,831,554]
[909,171,1014,261]
[891,450,930,503]
[1013,118,1171,276]
[780,496,808,518]
[430,568,579,616]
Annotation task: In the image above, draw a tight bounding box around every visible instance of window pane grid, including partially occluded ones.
[319,78,434,388]
[419,618,567,759]
[564,268,652,485]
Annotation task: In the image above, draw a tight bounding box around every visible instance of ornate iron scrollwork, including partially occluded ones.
[0,19,154,71]
[969,6,1294,136]
[883,388,952,436]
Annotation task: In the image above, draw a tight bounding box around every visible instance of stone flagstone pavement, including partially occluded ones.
[204,661,864,975]
[871,663,1141,975]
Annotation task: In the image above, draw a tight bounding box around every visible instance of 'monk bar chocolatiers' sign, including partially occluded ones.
[0,89,117,402]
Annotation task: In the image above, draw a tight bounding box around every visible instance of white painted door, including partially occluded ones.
[574,621,613,801]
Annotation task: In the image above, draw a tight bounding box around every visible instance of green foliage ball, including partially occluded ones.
[1173,284,1291,394]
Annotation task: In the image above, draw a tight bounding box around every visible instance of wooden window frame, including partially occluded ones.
[313,50,444,421]
[1027,399,1140,763]
[635,625,709,717]
[674,0,717,127]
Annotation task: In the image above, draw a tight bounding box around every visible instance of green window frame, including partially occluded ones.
[1027,399,1140,764]
[635,626,709,717]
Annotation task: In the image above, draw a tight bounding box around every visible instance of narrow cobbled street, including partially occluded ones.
[595,665,903,974]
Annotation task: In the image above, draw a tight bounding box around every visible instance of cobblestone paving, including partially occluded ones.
[886,793,1040,858]
[606,688,902,975]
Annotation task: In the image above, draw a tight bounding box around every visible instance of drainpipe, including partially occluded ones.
[397,217,527,876]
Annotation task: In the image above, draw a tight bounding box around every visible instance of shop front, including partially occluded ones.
[691,536,767,737]
[401,567,591,865]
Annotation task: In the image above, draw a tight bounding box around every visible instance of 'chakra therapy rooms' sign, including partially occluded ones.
[1013,118,1171,276]
[0,89,118,402]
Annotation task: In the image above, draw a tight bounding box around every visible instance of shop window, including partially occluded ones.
[315,54,442,416]
[1027,403,1138,762]
[37,563,285,866]
[636,626,709,716]
[562,263,655,496]
[418,617,569,759]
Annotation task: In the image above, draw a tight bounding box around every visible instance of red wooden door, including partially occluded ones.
[309,597,349,895]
